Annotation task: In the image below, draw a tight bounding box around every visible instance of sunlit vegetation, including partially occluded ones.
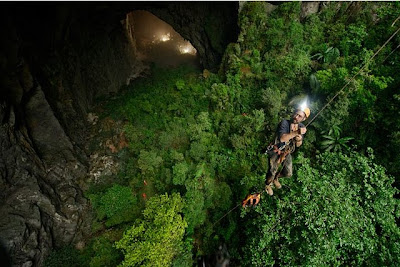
[115,193,188,267]
[45,2,400,266]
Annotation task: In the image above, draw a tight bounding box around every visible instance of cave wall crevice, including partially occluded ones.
[0,2,239,266]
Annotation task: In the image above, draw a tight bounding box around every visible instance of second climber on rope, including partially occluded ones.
[265,107,310,196]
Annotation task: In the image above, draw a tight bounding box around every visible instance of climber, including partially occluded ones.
[264,106,310,196]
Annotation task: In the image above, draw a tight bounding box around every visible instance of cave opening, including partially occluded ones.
[0,3,241,265]
[128,10,200,69]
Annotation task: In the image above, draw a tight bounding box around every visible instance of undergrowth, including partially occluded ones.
[45,2,400,266]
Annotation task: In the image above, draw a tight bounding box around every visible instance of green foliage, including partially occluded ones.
[320,125,354,152]
[175,79,185,90]
[44,237,123,267]
[84,1,400,265]
[172,162,190,185]
[99,65,243,258]
[243,150,400,266]
[311,44,340,64]
[44,246,86,267]
[87,236,123,267]
[89,184,137,227]
[115,193,189,267]
[340,24,368,57]
[260,87,286,127]
[137,150,163,176]
[309,73,320,91]
[314,67,349,95]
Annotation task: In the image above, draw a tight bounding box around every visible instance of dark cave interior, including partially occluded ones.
[0,2,238,266]
[130,10,200,69]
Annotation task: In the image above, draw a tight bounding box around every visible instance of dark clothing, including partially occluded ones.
[276,119,305,143]
[266,119,302,184]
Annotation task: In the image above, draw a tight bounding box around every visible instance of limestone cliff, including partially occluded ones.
[0,2,238,266]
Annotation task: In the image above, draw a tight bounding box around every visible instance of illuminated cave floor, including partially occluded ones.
[131,10,201,69]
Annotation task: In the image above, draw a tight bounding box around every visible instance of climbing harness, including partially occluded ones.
[265,142,286,157]
[241,140,295,210]
[278,139,296,163]
[241,193,261,208]
[212,15,400,227]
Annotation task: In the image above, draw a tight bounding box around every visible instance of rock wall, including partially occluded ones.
[92,2,239,70]
[0,4,137,266]
[144,2,239,70]
[0,2,238,266]
[0,97,88,266]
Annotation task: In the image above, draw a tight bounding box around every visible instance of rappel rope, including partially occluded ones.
[211,203,241,228]
[306,19,400,128]
[212,16,400,227]
[211,141,296,227]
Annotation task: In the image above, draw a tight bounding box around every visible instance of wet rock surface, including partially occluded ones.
[301,1,320,20]
[84,112,128,188]
[0,4,135,266]
[0,2,237,265]
[0,101,89,266]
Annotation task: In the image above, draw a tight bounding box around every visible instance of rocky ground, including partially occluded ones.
[80,105,130,191]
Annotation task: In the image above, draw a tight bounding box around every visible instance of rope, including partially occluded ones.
[212,142,294,227]
[382,42,400,63]
[213,15,400,227]
[212,203,241,228]
[306,20,400,128]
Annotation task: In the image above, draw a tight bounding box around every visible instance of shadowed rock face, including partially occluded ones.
[144,2,239,69]
[0,2,238,266]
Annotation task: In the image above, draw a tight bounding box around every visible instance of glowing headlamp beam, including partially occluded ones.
[300,98,308,111]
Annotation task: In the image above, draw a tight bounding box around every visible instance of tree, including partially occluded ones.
[242,150,400,266]
[89,184,137,227]
[115,193,188,267]
[87,2,400,265]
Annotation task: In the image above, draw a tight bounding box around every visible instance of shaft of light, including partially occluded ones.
[300,98,308,111]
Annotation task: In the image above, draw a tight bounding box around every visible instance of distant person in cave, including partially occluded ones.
[265,107,310,196]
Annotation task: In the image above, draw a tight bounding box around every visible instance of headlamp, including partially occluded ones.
[300,98,308,111]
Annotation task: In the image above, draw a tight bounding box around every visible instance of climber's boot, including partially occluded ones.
[265,185,273,196]
[273,178,282,189]
[265,175,274,186]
